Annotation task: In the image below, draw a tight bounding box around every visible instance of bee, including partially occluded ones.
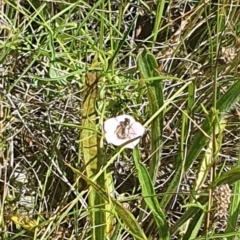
[115,118,130,139]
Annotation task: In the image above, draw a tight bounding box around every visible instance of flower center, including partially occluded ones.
[115,118,130,139]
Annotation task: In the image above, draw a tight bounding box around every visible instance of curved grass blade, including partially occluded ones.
[137,48,164,229]
[133,148,169,240]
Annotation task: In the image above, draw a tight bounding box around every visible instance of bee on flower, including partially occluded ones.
[103,115,145,149]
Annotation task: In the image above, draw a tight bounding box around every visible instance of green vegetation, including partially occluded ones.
[0,0,240,239]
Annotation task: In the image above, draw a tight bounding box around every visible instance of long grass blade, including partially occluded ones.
[138,48,164,183]
[133,148,169,240]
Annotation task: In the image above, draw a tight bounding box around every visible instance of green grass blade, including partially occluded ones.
[170,195,208,235]
[133,148,169,240]
[182,208,205,240]
[137,48,164,183]
[211,167,240,187]
[137,48,164,228]
[151,0,166,51]
[107,15,137,71]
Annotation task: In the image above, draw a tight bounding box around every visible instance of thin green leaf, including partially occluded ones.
[138,48,164,183]
[107,15,137,71]
[182,209,205,240]
[151,0,166,51]
[133,148,169,240]
[193,231,240,240]
[210,167,240,187]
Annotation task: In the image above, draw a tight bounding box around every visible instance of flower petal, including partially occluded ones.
[104,117,119,133]
[124,138,141,149]
[130,122,145,137]
[104,115,145,149]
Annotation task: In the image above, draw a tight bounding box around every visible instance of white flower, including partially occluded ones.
[103,114,145,149]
